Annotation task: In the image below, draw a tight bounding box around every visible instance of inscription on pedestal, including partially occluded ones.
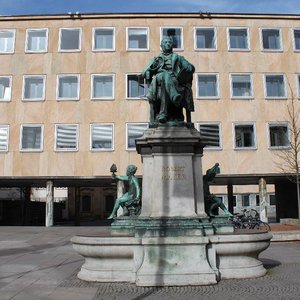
[161,166,186,180]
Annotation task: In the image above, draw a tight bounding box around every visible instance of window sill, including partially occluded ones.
[57,98,80,101]
[269,146,291,150]
[25,50,47,54]
[91,98,115,101]
[228,49,251,52]
[55,149,78,152]
[234,147,257,151]
[203,147,222,151]
[91,148,114,152]
[126,48,150,52]
[231,97,254,100]
[261,49,283,53]
[58,49,81,53]
[196,97,220,100]
[92,49,115,52]
[20,149,43,153]
[194,48,217,52]
[22,98,45,102]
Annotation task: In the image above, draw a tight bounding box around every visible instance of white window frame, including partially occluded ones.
[58,28,82,52]
[260,28,283,52]
[196,73,219,99]
[126,27,149,51]
[263,73,286,99]
[126,73,147,99]
[296,74,300,98]
[267,122,290,149]
[0,125,9,152]
[92,27,115,52]
[90,123,114,151]
[233,122,257,150]
[126,123,148,151]
[0,76,12,101]
[230,73,253,99]
[55,124,79,152]
[25,28,48,53]
[194,27,217,51]
[91,73,115,100]
[292,28,300,52]
[0,30,16,54]
[196,122,222,150]
[160,27,183,51]
[56,74,80,101]
[20,124,44,152]
[22,75,46,101]
[227,27,250,51]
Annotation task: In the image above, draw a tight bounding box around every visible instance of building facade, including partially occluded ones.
[0,12,299,225]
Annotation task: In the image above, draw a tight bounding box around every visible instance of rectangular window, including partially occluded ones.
[242,194,250,207]
[26,29,48,52]
[0,30,15,53]
[0,76,12,101]
[0,125,9,151]
[195,28,216,50]
[59,28,81,52]
[293,29,300,51]
[232,195,237,207]
[23,75,45,100]
[93,27,115,51]
[161,27,183,50]
[126,123,148,150]
[256,195,260,206]
[197,74,219,98]
[228,28,249,50]
[55,124,79,151]
[127,27,149,50]
[261,29,282,51]
[231,74,253,98]
[269,194,276,206]
[91,74,114,99]
[198,123,221,149]
[234,124,256,149]
[268,123,290,148]
[127,74,147,99]
[90,124,114,151]
[20,125,43,151]
[57,75,79,100]
[265,74,286,98]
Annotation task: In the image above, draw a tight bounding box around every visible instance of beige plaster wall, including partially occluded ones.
[0,14,299,178]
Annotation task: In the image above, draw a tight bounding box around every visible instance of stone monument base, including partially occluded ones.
[71,230,272,286]
[71,125,272,286]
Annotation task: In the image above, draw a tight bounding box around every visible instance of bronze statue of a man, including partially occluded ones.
[142,36,195,126]
[108,165,141,219]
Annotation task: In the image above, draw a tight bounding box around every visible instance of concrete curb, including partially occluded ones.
[271,231,300,242]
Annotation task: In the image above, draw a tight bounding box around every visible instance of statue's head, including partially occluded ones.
[126,164,137,176]
[161,36,174,53]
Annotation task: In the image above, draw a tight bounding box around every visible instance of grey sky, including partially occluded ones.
[0,0,300,16]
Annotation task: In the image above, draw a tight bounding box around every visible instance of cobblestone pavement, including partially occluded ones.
[0,226,300,300]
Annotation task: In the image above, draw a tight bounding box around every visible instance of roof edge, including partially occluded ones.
[0,12,300,21]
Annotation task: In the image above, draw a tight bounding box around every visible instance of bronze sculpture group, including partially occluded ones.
[108,36,231,219]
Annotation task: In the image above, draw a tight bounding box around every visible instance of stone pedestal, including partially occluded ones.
[136,126,206,218]
[133,126,218,285]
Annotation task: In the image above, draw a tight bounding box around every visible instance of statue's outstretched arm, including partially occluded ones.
[114,175,129,181]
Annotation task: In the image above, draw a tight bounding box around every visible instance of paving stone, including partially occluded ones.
[0,227,299,300]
